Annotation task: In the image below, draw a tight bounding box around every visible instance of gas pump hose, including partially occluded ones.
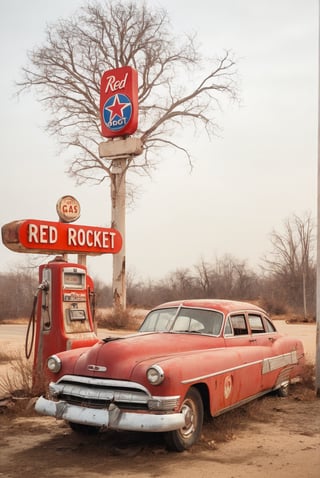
[25,294,38,359]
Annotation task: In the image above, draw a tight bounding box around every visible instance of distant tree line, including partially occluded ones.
[0,213,315,321]
[0,270,38,320]
[98,212,316,319]
[123,255,315,318]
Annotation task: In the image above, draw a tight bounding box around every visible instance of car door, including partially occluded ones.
[247,312,288,391]
[248,312,278,348]
[223,313,261,403]
[224,313,251,347]
[247,313,274,347]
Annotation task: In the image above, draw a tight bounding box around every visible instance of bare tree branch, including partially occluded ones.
[17,0,238,186]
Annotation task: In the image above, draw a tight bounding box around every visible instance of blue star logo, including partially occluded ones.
[103,94,132,132]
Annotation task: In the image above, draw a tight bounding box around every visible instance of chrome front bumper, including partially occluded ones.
[35,396,186,432]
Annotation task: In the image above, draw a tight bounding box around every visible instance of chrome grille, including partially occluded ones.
[50,375,150,410]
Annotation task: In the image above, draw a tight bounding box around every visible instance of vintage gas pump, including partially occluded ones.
[25,256,99,391]
[2,196,122,393]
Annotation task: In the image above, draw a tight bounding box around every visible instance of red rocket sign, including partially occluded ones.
[100,66,138,138]
[1,219,122,255]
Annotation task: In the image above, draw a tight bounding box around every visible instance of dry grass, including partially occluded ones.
[0,350,33,397]
[96,307,146,330]
[201,363,317,446]
[300,362,316,390]
[0,317,29,325]
[201,397,271,446]
[0,349,15,365]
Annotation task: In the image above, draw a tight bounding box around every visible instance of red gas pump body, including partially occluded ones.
[33,257,99,389]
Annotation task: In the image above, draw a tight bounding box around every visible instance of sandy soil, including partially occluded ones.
[0,322,319,478]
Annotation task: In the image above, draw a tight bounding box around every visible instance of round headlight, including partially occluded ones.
[47,355,62,373]
[146,365,164,385]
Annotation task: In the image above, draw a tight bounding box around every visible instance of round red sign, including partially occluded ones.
[56,196,81,223]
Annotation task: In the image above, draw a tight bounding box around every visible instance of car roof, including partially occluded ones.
[152,299,267,315]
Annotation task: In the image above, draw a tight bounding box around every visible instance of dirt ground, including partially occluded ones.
[0,322,319,478]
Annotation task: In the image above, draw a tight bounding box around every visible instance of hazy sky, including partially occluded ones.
[0,0,318,283]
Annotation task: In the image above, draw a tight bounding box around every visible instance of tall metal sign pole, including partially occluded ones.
[99,66,142,311]
[316,3,320,397]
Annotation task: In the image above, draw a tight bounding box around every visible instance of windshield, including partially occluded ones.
[139,307,224,336]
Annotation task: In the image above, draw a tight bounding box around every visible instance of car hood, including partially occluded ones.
[71,332,222,379]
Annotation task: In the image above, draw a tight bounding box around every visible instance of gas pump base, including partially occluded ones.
[35,396,186,433]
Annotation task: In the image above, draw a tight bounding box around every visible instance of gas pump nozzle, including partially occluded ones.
[35,280,49,295]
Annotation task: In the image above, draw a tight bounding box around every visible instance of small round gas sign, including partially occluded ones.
[56,195,81,223]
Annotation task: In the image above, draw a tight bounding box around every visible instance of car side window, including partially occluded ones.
[248,314,265,334]
[229,314,248,336]
[264,316,277,332]
[224,317,233,336]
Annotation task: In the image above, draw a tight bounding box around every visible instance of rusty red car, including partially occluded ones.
[35,299,305,451]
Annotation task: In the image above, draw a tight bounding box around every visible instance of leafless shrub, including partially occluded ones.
[259,297,288,316]
[300,362,315,390]
[96,307,144,330]
[0,351,33,397]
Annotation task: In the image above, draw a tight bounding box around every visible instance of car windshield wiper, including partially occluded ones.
[102,336,122,343]
[172,330,202,334]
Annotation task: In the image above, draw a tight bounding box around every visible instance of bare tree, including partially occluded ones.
[262,212,315,317]
[0,268,37,320]
[17,0,238,309]
[195,258,212,295]
[194,255,258,299]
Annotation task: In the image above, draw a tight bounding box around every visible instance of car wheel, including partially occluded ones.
[68,421,100,434]
[164,387,204,452]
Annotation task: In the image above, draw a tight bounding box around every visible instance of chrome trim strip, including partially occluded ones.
[181,351,299,384]
[181,359,263,384]
[262,351,298,374]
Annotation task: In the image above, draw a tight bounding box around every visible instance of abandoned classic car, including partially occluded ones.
[35,299,305,451]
